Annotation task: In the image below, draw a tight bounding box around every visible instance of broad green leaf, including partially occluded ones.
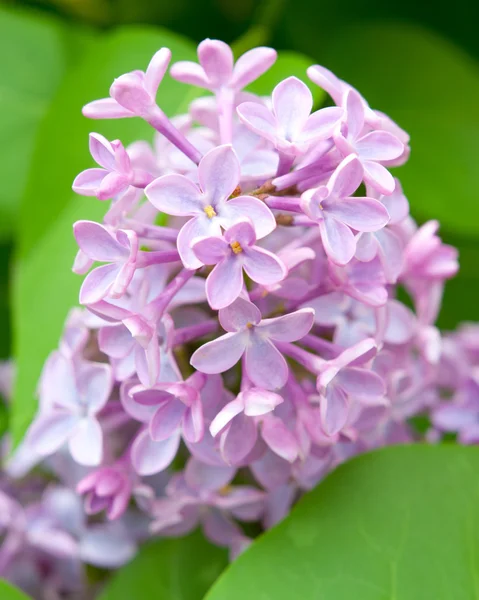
[0,8,90,240]
[247,51,325,104]
[205,445,479,600]
[11,26,196,445]
[315,22,479,238]
[99,530,228,600]
[0,579,31,599]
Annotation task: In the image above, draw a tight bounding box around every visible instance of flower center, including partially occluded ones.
[203,204,217,219]
[230,241,243,254]
[246,322,253,329]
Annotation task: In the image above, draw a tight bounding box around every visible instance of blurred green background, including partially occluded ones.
[1,0,479,441]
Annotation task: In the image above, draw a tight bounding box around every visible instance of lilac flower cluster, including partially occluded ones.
[1,38,473,597]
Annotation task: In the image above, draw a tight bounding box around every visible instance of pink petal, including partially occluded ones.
[272,76,312,140]
[328,155,364,199]
[184,458,235,491]
[375,228,404,283]
[191,235,228,265]
[381,178,409,223]
[170,61,210,88]
[198,145,240,206]
[224,219,256,247]
[219,296,262,332]
[206,254,244,310]
[220,413,258,465]
[28,411,79,455]
[306,291,349,326]
[74,221,128,262]
[320,216,356,265]
[82,98,134,119]
[242,247,287,285]
[326,197,389,232]
[300,106,343,143]
[190,331,248,374]
[261,416,299,462]
[198,39,234,87]
[355,232,378,263]
[362,161,396,195]
[356,131,404,161]
[306,65,344,105]
[72,168,107,196]
[210,397,246,437]
[110,72,152,114]
[145,173,203,216]
[236,102,277,145]
[433,405,475,431]
[89,133,116,170]
[98,324,134,358]
[183,399,204,443]
[231,47,277,90]
[79,263,120,304]
[345,89,365,140]
[219,195,276,240]
[131,429,180,475]
[150,400,186,441]
[97,171,130,200]
[384,300,416,345]
[245,337,288,390]
[320,385,349,436]
[79,362,113,414]
[258,308,315,342]
[68,417,103,466]
[336,367,385,401]
[135,339,160,388]
[120,381,157,423]
[243,388,283,417]
[177,215,222,270]
[145,47,171,97]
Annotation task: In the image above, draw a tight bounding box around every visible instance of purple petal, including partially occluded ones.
[433,405,475,431]
[97,171,130,200]
[272,76,312,140]
[224,219,256,247]
[79,263,120,304]
[245,336,288,390]
[177,215,222,270]
[192,235,228,265]
[305,291,349,326]
[345,90,365,140]
[190,331,248,374]
[73,168,107,196]
[183,399,204,443]
[206,254,244,310]
[300,106,343,143]
[82,98,134,119]
[68,417,103,466]
[202,509,244,547]
[362,161,396,195]
[219,195,276,240]
[355,232,378,263]
[384,300,416,345]
[79,362,113,414]
[236,102,277,145]
[120,381,157,423]
[242,247,287,285]
[170,61,210,88]
[89,133,116,170]
[110,72,152,114]
[307,65,344,105]
[325,197,389,232]
[220,413,258,465]
[145,174,203,216]
[356,131,404,161]
[135,339,160,388]
[79,524,136,568]
[320,215,356,265]
[261,416,299,462]
[74,221,128,262]
[150,400,186,441]
[198,39,233,87]
[198,145,240,206]
[184,458,235,491]
[145,47,171,96]
[28,411,79,455]
[336,367,385,401]
[328,155,363,199]
[243,388,283,417]
[98,324,134,358]
[258,308,315,342]
[131,429,180,475]
[210,397,245,437]
[320,385,349,436]
[375,228,404,283]
[232,47,277,89]
[219,297,262,332]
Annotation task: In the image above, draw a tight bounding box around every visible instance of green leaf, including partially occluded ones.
[99,530,228,600]
[11,26,196,446]
[0,579,31,599]
[315,22,479,238]
[0,7,90,240]
[205,445,479,600]
[247,51,325,104]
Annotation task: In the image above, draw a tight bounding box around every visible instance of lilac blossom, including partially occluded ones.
[4,38,477,597]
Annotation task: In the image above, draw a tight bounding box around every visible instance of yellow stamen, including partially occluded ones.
[318,202,324,210]
[246,322,253,329]
[230,241,243,254]
[218,485,233,496]
[204,204,217,219]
